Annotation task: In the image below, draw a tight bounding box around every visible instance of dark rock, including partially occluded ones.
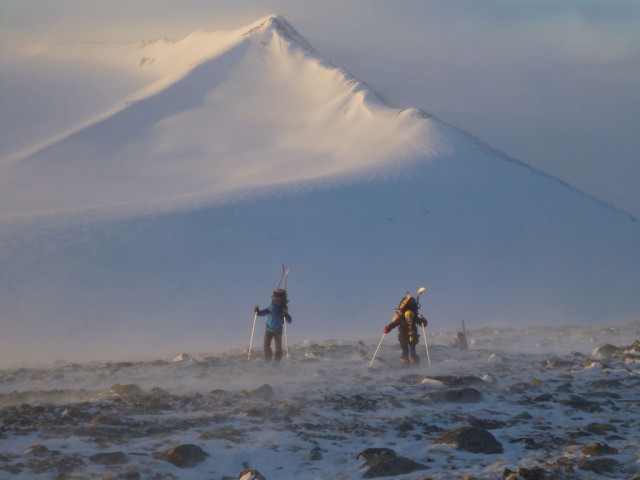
[154,444,208,468]
[561,395,603,412]
[585,423,617,435]
[580,443,618,456]
[465,415,507,430]
[506,381,542,394]
[585,378,624,390]
[24,444,49,456]
[150,386,172,397]
[422,387,482,403]
[554,382,572,393]
[237,469,267,479]
[116,472,141,480]
[422,375,488,388]
[542,357,574,368]
[247,384,274,400]
[89,451,128,465]
[532,393,554,402]
[307,446,326,461]
[435,427,503,454]
[512,412,533,421]
[578,457,620,474]
[110,384,144,397]
[592,344,620,358]
[357,447,427,478]
[503,466,551,480]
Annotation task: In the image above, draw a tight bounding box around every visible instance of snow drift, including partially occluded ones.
[0,15,639,366]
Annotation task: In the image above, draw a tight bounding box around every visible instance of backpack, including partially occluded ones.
[392,292,418,323]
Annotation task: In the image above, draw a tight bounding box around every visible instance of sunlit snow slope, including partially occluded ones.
[0,16,443,217]
[0,15,638,366]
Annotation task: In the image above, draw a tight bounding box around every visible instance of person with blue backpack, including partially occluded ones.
[255,288,292,362]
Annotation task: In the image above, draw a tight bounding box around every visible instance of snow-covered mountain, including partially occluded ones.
[1,15,639,366]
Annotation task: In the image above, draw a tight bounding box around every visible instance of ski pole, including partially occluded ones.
[283,320,290,360]
[369,332,386,368]
[421,323,431,366]
[248,311,258,360]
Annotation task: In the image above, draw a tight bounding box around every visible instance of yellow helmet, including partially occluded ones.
[404,310,415,321]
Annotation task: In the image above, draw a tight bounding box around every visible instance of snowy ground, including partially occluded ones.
[1,321,638,479]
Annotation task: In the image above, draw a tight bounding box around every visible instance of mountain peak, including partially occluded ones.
[244,14,315,52]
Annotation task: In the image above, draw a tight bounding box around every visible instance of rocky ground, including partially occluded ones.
[1,322,639,479]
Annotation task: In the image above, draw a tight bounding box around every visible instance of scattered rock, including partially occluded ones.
[591,344,620,358]
[154,444,208,468]
[561,395,603,412]
[115,472,141,480]
[422,387,483,403]
[89,451,128,465]
[580,443,618,456]
[585,423,617,435]
[357,448,427,478]
[578,457,621,475]
[238,469,267,480]
[486,352,507,363]
[502,466,550,480]
[247,384,274,400]
[173,352,193,362]
[422,375,488,388]
[307,446,325,461]
[110,384,144,397]
[465,415,507,430]
[435,427,503,454]
[24,444,49,456]
[542,357,574,368]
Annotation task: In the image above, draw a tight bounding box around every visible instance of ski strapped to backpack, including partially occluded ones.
[392,286,425,323]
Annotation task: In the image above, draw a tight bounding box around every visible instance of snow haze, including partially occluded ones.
[0,12,639,367]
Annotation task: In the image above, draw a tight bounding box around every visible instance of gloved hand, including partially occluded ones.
[284,314,292,324]
[254,306,260,314]
[419,316,427,327]
[383,326,390,334]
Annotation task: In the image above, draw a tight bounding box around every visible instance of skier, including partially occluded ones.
[255,289,292,362]
[383,293,427,364]
[452,330,469,350]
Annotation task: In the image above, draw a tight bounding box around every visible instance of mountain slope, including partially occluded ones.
[0,15,638,366]
[0,15,445,218]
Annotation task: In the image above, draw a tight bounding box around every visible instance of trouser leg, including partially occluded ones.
[409,343,420,363]
[400,343,409,362]
[263,331,274,361]
[274,330,283,362]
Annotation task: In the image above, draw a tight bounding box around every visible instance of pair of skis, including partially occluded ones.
[369,286,431,368]
[247,265,291,360]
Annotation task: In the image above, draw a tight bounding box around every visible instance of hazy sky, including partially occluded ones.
[2,0,640,217]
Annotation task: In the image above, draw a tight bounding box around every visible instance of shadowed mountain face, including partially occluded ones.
[0,15,638,366]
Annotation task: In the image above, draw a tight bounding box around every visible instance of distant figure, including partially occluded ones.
[452,319,469,350]
[255,289,292,362]
[452,331,468,350]
[383,292,427,364]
